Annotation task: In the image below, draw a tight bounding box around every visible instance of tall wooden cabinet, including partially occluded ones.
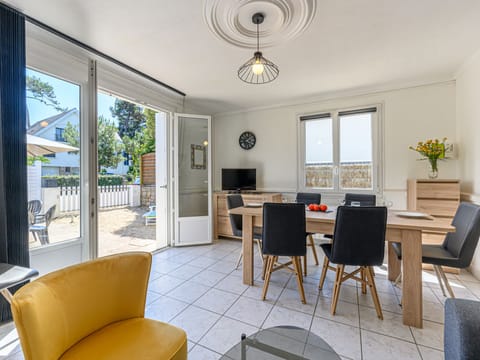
[407,179,460,228]
[213,192,282,239]
[407,179,460,272]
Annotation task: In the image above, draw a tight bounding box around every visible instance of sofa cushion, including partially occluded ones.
[59,318,187,360]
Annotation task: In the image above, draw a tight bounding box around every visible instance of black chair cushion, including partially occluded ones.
[320,243,332,259]
[391,243,462,268]
[262,203,306,257]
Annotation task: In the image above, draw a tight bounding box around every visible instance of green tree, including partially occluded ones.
[26,75,67,113]
[98,116,124,171]
[122,131,144,178]
[64,121,80,150]
[64,117,124,171]
[110,99,145,138]
[142,108,156,154]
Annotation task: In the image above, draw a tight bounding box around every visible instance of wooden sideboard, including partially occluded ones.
[213,192,282,239]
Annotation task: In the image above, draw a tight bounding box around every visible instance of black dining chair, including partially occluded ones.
[318,206,387,318]
[262,203,307,304]
[226,195,264,269]
[30,205,56,245]
[323,193,377,241]
[296,192,321,276]
[392,202,480,298]
[344,193,376,206]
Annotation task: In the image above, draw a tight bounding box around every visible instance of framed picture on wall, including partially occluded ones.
[191,144,206,169]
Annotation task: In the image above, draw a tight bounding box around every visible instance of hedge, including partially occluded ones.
[42,175,126,187]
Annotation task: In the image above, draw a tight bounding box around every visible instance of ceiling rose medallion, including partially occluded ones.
[203,0,317,49]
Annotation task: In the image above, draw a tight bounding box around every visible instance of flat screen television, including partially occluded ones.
[222,168,256,191]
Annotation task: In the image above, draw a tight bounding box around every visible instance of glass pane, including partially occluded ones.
[178,116,208,217]
[304,118,333,189]
[97,92,160,256]
[26,68,81,248]
[339,113,373,189]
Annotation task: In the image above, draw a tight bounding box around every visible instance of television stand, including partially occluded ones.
[213,192,282,240]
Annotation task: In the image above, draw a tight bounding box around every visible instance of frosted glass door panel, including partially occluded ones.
[178,116,208,217]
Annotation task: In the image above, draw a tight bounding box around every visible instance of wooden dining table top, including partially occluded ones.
[229,206,455,233]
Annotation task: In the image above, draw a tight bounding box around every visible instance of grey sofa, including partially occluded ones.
[445,298,480,360]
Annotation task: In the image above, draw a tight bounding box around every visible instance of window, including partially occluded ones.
[299,106,381,194]
[55,127,65,142]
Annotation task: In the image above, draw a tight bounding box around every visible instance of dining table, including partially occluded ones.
[228,205,455,328]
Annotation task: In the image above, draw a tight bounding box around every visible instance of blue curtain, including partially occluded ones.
[0,4,29,322]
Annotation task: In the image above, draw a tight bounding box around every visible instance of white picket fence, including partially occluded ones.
[59,185,130,212]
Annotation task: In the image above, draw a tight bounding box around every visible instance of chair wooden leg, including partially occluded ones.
[261,256,274,301]
[437,265,455,298]
[255,239,264,266]
[366,266,383,320]
[262,255,268,280]
[303,254,307,277]
[433,265,447,297]
[331,264,344,315]
[235,250,243,270]
[361,267,367,294]
[308,235,319,265]
[293,256,306,304]
[318,256,329,290]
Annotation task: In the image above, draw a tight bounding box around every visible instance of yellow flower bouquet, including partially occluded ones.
[409,138,448,178]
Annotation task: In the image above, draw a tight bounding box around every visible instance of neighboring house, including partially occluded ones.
[28,109,129,176]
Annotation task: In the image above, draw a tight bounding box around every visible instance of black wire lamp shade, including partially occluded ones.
[238,13,279,84]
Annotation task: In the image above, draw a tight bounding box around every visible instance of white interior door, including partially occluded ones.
[155,112,168,248]
[173,113,212,246]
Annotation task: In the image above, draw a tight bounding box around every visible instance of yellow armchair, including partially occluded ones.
[11,252,187,360]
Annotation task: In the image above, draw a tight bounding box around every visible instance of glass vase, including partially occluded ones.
[428,158,438,179]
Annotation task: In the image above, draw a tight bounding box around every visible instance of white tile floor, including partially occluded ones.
[2,239,480,359]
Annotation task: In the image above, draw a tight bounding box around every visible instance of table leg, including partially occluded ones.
[242,215,254,285]
[401,229,423,328]
[388,242,401,282]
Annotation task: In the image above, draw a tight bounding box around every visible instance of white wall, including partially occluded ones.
[214,82,457,209]
[456,50,480,277]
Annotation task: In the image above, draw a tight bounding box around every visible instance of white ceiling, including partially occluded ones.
[5,0,480,114]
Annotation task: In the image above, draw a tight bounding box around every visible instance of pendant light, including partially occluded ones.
[238,13,279,84]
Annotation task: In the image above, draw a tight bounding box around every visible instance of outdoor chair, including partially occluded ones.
[29,205,55,245]
[262,203,307,304]
[392,202,480,298]
[226,194,264,269]
[143,205,156,226]
[11,252,187,360]
[318,206,387,318]
[295,192,321,276]
[27,200,43,225]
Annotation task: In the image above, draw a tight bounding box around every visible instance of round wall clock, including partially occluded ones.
[239,131,256,150]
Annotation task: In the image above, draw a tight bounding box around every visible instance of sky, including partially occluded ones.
[305,114,373,163]
[26,68,117,126]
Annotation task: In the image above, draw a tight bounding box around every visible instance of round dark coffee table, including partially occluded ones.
[220,325,341,360]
